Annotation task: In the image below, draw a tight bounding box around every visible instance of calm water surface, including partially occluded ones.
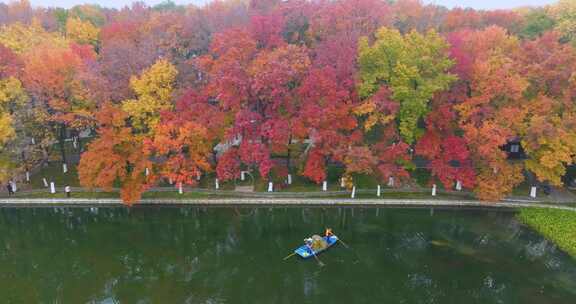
[0,206,575,303]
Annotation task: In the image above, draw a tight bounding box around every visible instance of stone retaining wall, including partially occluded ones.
[0,198,574,211]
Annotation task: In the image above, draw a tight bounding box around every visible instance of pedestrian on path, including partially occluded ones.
[65,186,71,198]
[6,182,14,196]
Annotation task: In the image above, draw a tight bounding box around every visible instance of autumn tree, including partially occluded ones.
[0,76,27,180]
[296,67,359,183]
[4,0,576,204]
[415,104,476,190]
[451,27,527,200]
[358,27,456,144]
[307,0,392,42]
[80,59,194,204]
[0,19,67,54]
[78,103,152,204]
[517,32,576,186]
[65,17,100,47]
[200,28,310,182]
[148,90,224,189]
[121,59,177,134]
[22,44,96,168]
[0,43,34,181]
[95,19,162,102]
[0,0,33,26]
[550,0,576,44]
[68,4,107,27]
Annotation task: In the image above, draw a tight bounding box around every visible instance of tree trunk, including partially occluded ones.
[286,136,292,174]
[212,150,218,166]
[77,134,82,152]
[59,123,67,165]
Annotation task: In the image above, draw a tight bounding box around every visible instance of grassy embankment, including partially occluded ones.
[6,144,498,201]
[517,208,576,258]
[5,161,474,200]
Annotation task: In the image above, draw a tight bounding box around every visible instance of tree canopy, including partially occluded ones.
[1,0,576,204]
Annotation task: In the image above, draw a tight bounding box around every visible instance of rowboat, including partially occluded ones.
[294,235,339,259]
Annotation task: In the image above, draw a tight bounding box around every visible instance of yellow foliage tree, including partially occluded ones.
[550,0,576,44]
[121,59,178,134]
[521,101,576,186]
[0,77,27,144]
[0,19,67,54]
[0,76,29,181]
[65,17,100,46]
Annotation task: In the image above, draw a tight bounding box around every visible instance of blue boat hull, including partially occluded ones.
[295,235,338,259]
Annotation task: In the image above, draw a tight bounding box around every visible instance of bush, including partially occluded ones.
[517,208,576,258]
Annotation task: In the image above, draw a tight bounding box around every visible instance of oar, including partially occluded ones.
[337,238,350,249]
[337,237,363,263]
[312,251,325,267]
[305,243,326,267]
[283,252,296,260]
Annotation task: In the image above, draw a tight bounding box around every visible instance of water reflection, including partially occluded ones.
[0,207,575,303]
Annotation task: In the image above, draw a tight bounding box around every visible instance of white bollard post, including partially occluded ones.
[351,186,356,199]
[268,182,273,192]
[26,171,30,182]
[432,184,437,197]
[241,171,245,181]
[530,186,537,198]
[287,174,292,185]
[388,176,394,187]
[215,178,219,190]
[43,178,48,188]
[50,182,56,194]
[377,185,381,197]
[456,180,462,191]
[178,182,183,194]
[322,181,327,191]
[62,163,68,173]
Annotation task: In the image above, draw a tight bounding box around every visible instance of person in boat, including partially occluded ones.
[325,228,334,238]
[309,235,328,251]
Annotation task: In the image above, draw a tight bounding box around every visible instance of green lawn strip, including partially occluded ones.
[23,159,473,200]
[140,191,233,199]
[512,181,532,196]
[517,208,576,258]
[29,162,81,188]
[5,189,468,201]
[13,192,119,199]
[11,191,232,200]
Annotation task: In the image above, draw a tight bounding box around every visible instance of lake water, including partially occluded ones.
[0,206,575,303]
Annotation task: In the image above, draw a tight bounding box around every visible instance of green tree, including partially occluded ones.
[519,8,556,39]
[358,27,456,144]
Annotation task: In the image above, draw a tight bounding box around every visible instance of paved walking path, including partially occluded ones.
[0,198,575,211]
[548,187,576,203]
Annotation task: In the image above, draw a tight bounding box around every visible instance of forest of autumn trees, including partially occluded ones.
[2,0,576,203]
